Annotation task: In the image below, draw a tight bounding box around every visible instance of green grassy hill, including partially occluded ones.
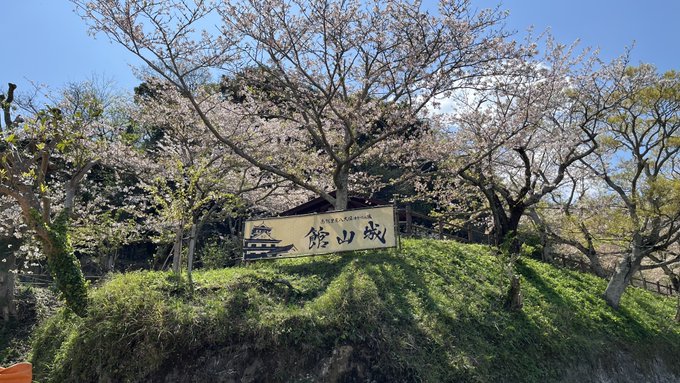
[29,239,680,382]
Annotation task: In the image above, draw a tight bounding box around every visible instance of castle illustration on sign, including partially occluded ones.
[243,223,297,260]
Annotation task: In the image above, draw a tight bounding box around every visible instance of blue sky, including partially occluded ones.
[2,0,679,96]
[474,0,680,70]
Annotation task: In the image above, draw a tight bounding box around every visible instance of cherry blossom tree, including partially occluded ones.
[523,65,680,310]
[446,39,626,248]
[69,168,146,274]
[73,0,523,210]
[128,80,303,280]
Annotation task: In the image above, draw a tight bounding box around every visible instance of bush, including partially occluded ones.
[198,238,241,269]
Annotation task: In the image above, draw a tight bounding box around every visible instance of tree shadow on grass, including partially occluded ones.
[517,259,680,376]
[238,242,680,382]
[518,260,669,339]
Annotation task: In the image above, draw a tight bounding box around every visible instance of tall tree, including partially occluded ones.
[74,0,523,210]
[0,198,21,320]
[581,65,680,309]
[448,39,625,247]
[0,81,123,317]
[129,80,292,279]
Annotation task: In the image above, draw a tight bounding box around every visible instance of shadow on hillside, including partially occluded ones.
[246,243,680,381]
[518,261,657,338]
[267,244,557,380]
[263,247,479,380]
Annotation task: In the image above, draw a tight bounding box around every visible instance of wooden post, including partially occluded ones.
[187,224,197,288]
[657,281,661,294]
[173,223,183,274]
[438,219,444,240]
[0,250,17,321]
[642,279,647,290]
[405,204,412,236]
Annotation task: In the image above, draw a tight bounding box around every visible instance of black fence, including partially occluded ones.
[397,206,491,244]
[18,273,102,287]
[630,276,677,296]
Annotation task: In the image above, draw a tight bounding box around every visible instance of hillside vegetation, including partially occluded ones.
[30,239,680,382]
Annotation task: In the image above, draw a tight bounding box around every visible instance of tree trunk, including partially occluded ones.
[499,206,524,253]
[100,250,117,273]
[586,249,608,278]
[173,223,183,274]
[486,196,524,251]
[187,223,197,286]
[671,275,680,293]
[486,194,509,247]
[603,252,643,309]
[333,166,349,211]
[39,213,89,317]
[0,251,17,321]
[44,244,89,317]
[108,252,116,271]
[19,203,88,317]
[504,274,523,311]
[527,208,552,261]
[335,188,348,211]
[536,223,552,262]
[577,222,608,278]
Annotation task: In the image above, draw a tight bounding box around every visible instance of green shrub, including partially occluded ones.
[198,238,241,269]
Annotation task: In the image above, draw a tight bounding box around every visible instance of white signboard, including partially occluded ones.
[243,205,397,260]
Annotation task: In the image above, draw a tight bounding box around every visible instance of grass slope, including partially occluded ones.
[30,239,680,382]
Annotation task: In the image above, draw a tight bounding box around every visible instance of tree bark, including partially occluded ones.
[576,222,608,278]
[0,251,17,321]
[100,249,117,273]
[671,275,680,293]
[603,251,643,309]
[36,212,88,317]
[187,223,197,286]
[504,274,523,311]
[173,223,183,274]
[44,244,89,317]
[586,249,608,278]
[526,209,552,262]
[334,166,350,211]
[481,187,525,251]
[505,207,524,252]
[484,189,509,246]
[537,222,552,262]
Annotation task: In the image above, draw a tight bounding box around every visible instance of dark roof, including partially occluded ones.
[279,191,388,216]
